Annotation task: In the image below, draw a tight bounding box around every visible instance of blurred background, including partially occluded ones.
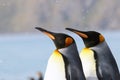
[0,0,120,80]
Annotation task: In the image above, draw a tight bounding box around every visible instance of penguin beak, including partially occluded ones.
[35,27,55,40]
[66,28,88,39]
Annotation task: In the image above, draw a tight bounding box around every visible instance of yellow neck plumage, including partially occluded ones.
[44,49,66,80]
[80,48,97,78]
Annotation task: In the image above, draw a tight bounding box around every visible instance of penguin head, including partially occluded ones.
[66,28,105,48]
[36,27,75,49]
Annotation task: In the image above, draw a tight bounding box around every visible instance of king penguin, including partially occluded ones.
[35,27,86,80]
[66,28,120,80]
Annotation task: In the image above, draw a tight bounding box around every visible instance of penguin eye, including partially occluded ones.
[99,34,105,42]
[65,37,73,47]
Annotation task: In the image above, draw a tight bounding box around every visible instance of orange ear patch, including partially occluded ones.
[65,37,73,47]
[75,32,88,38]
[99,34,105,42]
[44,32,55,40]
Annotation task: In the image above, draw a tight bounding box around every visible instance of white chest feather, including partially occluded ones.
[44,50,66,80]
[80,48,98,80]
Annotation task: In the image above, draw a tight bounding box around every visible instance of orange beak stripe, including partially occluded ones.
[44,32,55,40]
[75,31,88,39]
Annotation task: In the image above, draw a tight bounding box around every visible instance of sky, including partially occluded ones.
[0,0,120,33]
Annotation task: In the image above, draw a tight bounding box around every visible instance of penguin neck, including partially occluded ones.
[90,41,112,55]
[58,43,86,80]
[58,43,80,60]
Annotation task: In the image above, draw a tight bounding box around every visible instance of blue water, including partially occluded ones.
[0,31,120,80]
